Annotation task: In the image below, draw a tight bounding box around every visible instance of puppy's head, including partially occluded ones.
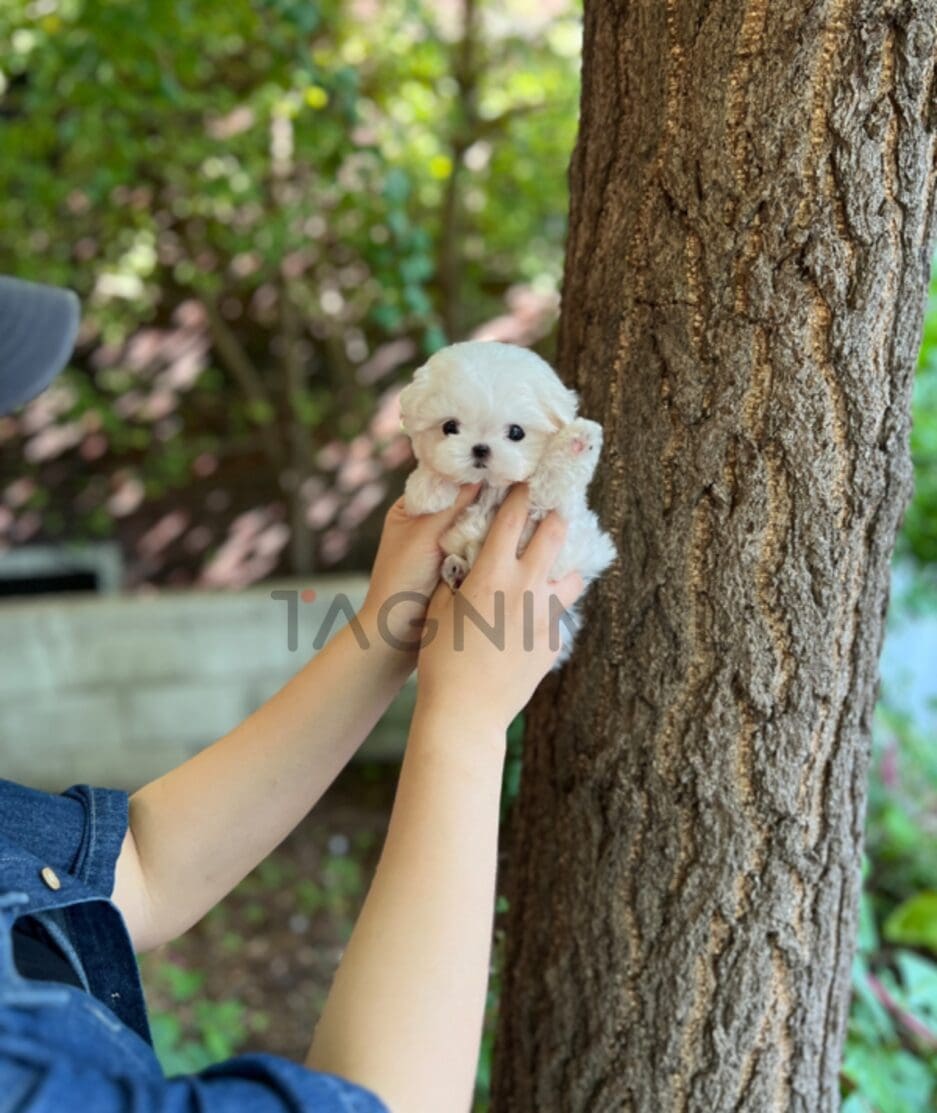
[399,340,578,489]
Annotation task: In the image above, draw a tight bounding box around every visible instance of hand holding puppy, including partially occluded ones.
[360,482,482,654]
[415,485,584,730]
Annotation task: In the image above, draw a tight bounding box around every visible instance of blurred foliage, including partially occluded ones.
[147,963,252,1076]
[0,0,935,581]
[0,0,578,581]
[840,631,937,1112]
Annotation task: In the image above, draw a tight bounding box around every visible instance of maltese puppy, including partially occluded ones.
[398,340,616,665]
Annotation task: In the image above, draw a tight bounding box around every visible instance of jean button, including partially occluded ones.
[40,866,61,891]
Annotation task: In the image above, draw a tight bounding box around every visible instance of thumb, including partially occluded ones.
[549,569,585,611]
[428,481,482,533]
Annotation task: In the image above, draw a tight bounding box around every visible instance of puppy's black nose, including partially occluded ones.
[472,443,490,460]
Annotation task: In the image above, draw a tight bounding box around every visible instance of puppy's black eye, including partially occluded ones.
[442,419,459,435]
[506,424,525,442]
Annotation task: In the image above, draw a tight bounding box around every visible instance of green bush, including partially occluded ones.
[0,0,580,578]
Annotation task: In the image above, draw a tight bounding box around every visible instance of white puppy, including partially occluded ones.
[399,340,616,665]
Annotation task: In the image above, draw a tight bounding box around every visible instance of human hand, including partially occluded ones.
[359,482,482,654]
[414,484,584,732]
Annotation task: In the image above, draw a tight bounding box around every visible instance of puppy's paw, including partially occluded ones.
[529,418,603,513]
[555,418,603,465]
[441,553,471,591]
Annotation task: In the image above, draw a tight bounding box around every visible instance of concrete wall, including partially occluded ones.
[4,560,930,795]
[0,576,413,792]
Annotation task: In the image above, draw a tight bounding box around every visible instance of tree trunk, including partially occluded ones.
[492,3,937,1111]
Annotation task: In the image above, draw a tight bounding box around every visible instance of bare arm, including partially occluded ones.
[114,610,409,953]
[307,698,506,1112]
[307,485,584,1113]
[112,486,480,953]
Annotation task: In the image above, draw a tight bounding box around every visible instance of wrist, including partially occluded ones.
[412,689,509,750]
[355,604,418,681]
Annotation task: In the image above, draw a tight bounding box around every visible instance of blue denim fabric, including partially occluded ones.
[0,779,389,1112]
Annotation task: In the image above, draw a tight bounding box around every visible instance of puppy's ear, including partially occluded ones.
[398,364,435,435]
[540,375,579,429]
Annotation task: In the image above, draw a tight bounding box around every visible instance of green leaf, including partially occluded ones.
[841,1044,935,1113]
[895,951,937,1023]
[161,964,205,1003]
[885,892,937,953]
[244,399,276,426]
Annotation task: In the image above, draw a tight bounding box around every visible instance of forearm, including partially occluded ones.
[307,697,506,1113]
[124,607,411,951]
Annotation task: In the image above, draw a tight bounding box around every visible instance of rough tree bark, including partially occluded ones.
[492,3,937,1111]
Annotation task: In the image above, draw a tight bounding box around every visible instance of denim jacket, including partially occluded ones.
[0,778,388,1112]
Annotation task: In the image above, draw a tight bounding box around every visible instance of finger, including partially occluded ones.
[476,483,530,569]
[548,569,585,611]
[521,510,568,579]
[383,494,409,523]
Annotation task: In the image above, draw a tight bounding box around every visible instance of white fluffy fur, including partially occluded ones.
[399,340,616,666]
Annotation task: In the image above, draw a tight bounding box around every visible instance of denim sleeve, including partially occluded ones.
[59,784,129,898]
[0,780,128,899]
[2,1050,390,1112]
